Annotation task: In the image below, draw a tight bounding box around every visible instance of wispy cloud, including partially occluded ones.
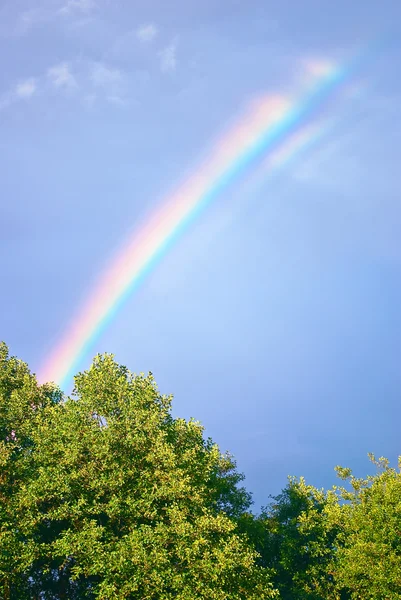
[160,40,177,73]
[1,57,130,111]
[136,23,158,43]
[59,0,97,15]
[90,62,121,87]
[48,62,77,89]
[297,56,338,88]
[16,7,51,34]
[107,95,127,107]
[15,78,37,99]
[15,0,96,34]
[0,77,38,110]
[90,62,126,106]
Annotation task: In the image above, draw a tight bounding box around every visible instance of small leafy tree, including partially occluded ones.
[250,455,401,600]
[326,454,401,599]
[239,476,342,599]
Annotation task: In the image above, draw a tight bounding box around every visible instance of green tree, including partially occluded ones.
[238,476,342,600]
[0,342,62,598]
[255,454,401,600]
[325,454,401,599]
[5,340,400,599]
[1,345,277,599]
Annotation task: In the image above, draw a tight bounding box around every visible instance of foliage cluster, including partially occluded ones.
[1,342,400,598]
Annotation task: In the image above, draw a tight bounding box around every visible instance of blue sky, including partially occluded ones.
[1,0,400,508]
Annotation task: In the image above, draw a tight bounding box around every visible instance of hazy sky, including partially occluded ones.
[1,0,400,508]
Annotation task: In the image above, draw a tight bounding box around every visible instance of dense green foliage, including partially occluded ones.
[1,341,400,598]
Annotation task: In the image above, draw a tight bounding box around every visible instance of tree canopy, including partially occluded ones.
[1,341,400,599]
[0,343,276,599]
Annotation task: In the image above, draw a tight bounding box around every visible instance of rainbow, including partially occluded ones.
[38,50,373,390]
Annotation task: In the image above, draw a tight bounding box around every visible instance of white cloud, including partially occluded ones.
[17,8,49,33]
[297,56,338,88]
[89,63,127,105]
[0,57,130,112]
[59,0,96,15]
[90,62,122,87]
[160,41,177,73]
[48,63,77,89]
[136,23,158,43]
[15,78,37,99]
[0,77,37,110]
[15,1,96,34]
[303,58,336,78]
[107,95,127,107]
